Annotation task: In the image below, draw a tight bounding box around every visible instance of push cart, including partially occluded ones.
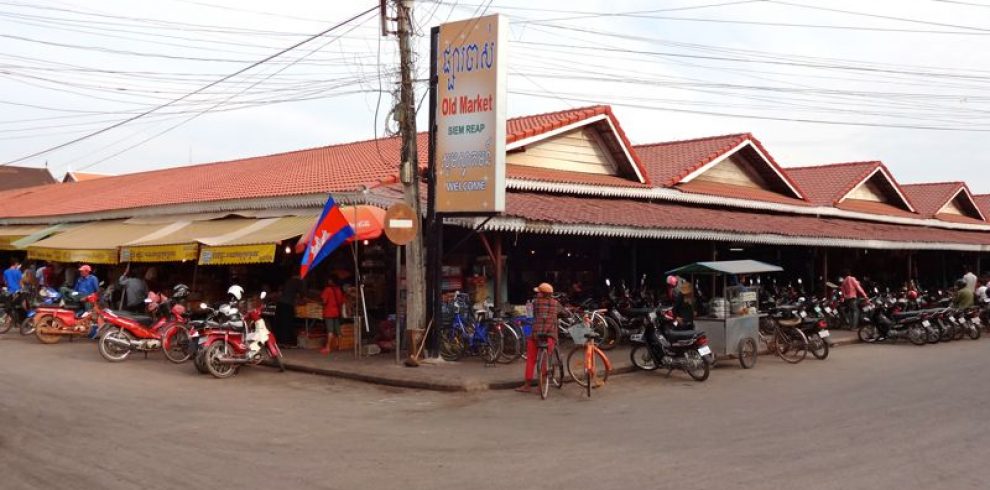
[666,260,784,369]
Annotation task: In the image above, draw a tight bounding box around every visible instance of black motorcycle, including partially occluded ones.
[629,309,711,382]
[858,299,927,345]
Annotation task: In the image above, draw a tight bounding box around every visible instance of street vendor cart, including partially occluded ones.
[666,260,783,369]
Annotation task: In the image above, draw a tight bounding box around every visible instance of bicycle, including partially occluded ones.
[534,333,564,400]
[758,315,809,364]
[566,331,613,398]
[439,294,501,363]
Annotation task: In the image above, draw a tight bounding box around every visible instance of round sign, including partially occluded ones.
[384,203,418,246]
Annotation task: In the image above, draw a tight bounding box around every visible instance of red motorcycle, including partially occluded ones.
[201,291,285,378]
[34,292,102,344]
[97,294,190,363]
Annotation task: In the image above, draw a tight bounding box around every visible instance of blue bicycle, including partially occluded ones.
[439,293,501,363]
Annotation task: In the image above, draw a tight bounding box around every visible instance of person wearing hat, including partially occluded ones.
[516,282,562,393]
[74,265,99,298]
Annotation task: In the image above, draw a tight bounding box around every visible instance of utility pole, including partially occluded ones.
[392,0,428,338]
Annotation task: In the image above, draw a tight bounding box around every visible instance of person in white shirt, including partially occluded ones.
[962,266,977,293]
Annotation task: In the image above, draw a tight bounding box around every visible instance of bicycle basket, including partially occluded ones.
[568,323,593,344]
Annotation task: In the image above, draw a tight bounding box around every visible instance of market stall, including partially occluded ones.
[667,260,783,369]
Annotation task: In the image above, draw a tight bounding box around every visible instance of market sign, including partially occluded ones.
[199,244,275,265]
[0,235,27,251]
[435,14,507,214]
[28,247,119,265]
[120,243,199,263]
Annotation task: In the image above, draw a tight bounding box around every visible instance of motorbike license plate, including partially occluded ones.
[697,345,712,356]
[922,320,931,327]
[648,312,657,321]
[629,333,644,342]
[824,307,833,314]
[947,317,958,324]
[799,310,807,318]
[819,329,830,338]
[974,317,982,325]
[815,306,822,314]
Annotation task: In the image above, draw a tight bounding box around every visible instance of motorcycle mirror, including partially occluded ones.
[200,303,209,310]
[260,291,267,300]
[797,278,803,285]
[605,278,611,287]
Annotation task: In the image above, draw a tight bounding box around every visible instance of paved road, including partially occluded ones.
[2,333,988,490]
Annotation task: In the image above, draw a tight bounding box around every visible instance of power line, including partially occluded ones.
[3,4,379,166]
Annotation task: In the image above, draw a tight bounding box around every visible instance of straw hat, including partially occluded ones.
[533,283,554,294]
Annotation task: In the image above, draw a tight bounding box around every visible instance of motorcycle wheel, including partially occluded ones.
[967,324,981,340]
[19,317,35,336]
[98,328,133,362]
[162,325,192,364]
[775,327,807,364]
[926,326,940,344]
[908,325,927,346]
[738,337,758,369]
[858,324,878,343]
[630,345,659,371]
[193,348,209,374]
[952,322,966,341]
[684,350,710,382]
[204,341,238,379]
[34,315,62,344]
[809,334,829,360]
[0,312,12,334]
[937,322,953,342]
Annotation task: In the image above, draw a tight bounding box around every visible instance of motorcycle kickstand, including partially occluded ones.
[665,368,673,378]
[144,351,148,359]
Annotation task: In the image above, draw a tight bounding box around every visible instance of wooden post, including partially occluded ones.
[493,233,503,308]
[822,248,829,297]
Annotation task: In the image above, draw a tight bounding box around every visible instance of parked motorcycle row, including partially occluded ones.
[0,283,284,379]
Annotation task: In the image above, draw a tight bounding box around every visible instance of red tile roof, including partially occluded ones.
[974,194,990,218]
[836,200,918,219]
[786,161,881,206]
[506,165,648,188]
[675,180,809,206]
[901,182,984,221]
[0,106,617,219]
[503,192,990,246]
[633,133,806,202]
[0,165,55,192]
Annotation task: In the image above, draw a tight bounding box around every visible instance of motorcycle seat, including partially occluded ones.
[664,329,700,341]
[891,311,919,321]
[114,310,155,326]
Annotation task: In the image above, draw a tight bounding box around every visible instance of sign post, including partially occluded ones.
[427,14,507,357]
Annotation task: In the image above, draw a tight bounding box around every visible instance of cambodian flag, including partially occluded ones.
[299,195,355,278]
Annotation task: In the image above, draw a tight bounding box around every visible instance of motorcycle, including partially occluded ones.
[0,289,31,334]
[857,299,927,345]
[33,292,102,344]
[97,294,189,363]
[201,291,285,378]
[629,308,711,382]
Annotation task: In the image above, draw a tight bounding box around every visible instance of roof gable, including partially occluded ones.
[902,182,985,222]
[786,161,915,213]
[0,166,55,192]
[634,133,806,203]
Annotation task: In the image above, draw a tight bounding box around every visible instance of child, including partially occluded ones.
[320,277,346,355]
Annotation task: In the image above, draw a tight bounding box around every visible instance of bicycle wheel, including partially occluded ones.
[496,322,522,364]
[537,350,550,400]
[551,348,564,389]
[775,327,807,364]
[439,326,464,361]
[0,312,12,334]
[567,346,610,387]
[591,316,614,351]
[479,324,502,364]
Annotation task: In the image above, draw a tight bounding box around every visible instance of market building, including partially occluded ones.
[2,105,989,353]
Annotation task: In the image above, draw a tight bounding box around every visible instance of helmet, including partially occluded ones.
[172,283,190,299]
[666,275,679,287]
[227,285,244,301]
[907,290,918,300]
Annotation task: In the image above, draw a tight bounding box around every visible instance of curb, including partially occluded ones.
[282,335,861,392]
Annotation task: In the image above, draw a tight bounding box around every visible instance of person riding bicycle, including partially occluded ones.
[516,282,562,394]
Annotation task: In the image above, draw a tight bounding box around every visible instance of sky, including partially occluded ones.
[2,0,990,192]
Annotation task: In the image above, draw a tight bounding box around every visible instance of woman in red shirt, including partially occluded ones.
[320,278,346,355]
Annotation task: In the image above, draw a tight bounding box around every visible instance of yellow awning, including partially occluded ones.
[120,218,261,263]
[0,225,50,251]
[198,215,315,265]
[27,221,170,264]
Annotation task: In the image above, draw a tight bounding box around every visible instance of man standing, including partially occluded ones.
[840,269,868,330]
[516,282,561,393]
[275,274,305,348]
[4,259,22,293]
[73,265,99,297]
[117,263,148,313]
